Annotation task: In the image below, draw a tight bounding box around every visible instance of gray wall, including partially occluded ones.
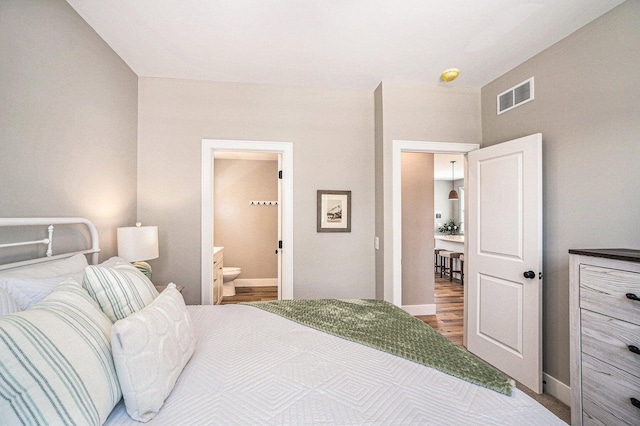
[0,0,138,260]
[376,83,482,305]
[374,85,385,304]
[434,180,458,231]
[481,0,640,385]
[401,153,434,306]
[435,178,463,231]
[138,78,375,304]
[214,159,278,279]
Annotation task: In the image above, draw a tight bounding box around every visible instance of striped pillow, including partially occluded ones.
[83,264,159,323]
[0,279,121,426]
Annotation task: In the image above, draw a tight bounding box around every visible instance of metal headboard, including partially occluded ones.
[0,217,100,270]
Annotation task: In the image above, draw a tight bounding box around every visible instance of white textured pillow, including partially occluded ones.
[0,287,19,317]
[111,283,195,422]
[83,263,159,322]
[0,279,121,426]
[1,270,85,310]
[0,253,88,281]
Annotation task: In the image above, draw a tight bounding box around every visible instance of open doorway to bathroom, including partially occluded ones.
[201,139,294,305]
[213,151,279,304]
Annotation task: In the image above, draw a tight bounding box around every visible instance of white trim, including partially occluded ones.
[543,373,571,406]
[391,141,479,307]
[401,304,436,316]
[201,139,294,305]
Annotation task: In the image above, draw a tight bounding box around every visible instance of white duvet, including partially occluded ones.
[105,304,564,425]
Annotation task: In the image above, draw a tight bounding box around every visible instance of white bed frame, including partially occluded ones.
[0,217,100,270]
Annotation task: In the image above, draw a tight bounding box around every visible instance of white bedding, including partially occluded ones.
[105,304,564,425]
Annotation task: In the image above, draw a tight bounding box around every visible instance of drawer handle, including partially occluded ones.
[632,397,640,410]
[626,293,640,301]
[630,345,640,355]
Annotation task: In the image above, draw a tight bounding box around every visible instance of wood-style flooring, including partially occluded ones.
[416,276,464,347]
[220,286,278,304]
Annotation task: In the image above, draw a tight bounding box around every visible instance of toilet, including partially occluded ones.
[222,267,241,297]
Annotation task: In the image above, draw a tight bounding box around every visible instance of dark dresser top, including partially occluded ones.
[568,248,640,263]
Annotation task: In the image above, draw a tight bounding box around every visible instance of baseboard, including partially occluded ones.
[543,373,571,406]
[402,304,436,316]
[234,278,278,288]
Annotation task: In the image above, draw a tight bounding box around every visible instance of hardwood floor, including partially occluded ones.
[416,275,464,347]
[220,286,278,304]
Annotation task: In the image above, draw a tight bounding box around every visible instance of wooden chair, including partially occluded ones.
[440,251,462,282]
[434,249,443,274]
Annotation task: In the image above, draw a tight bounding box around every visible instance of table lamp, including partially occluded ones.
[117,222,159,280]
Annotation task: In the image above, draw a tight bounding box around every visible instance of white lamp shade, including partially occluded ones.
[117,226,159,262]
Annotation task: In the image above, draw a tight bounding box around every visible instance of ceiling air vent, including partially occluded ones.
[497,77,534,115]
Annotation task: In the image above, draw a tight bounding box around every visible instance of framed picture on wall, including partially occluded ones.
[317,190,351,232]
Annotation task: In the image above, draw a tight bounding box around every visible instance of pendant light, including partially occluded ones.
[448,161,459,200]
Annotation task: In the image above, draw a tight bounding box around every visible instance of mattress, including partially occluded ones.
[105,304,564,425]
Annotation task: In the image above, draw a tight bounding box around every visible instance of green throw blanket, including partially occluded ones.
[244,299,514,396]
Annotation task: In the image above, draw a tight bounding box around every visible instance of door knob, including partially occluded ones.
[523,270,535,279]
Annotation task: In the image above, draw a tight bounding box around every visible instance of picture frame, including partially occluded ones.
[317,190,351,232]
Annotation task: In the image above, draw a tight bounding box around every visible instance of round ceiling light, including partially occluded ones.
[441,68,460,83]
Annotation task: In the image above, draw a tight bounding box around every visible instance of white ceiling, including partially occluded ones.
[65,0,623,90]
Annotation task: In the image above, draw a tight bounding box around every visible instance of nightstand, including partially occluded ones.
[154,285,184,294]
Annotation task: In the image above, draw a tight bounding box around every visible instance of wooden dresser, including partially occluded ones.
[569,249,640,425]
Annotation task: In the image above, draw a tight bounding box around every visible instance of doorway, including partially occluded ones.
[393,136,544,395]
[201,139,294,305]
[213,151,278,303]
[391,140,479,343]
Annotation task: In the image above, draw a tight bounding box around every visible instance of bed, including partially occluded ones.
[0,218,565,425]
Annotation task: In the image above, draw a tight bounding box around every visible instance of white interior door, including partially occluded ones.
[467,133,543,393]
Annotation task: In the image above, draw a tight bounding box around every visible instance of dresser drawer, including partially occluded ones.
[580,265,640,324]
[582,353,640,425]
[581,310,640,376]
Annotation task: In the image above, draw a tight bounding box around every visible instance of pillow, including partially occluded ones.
[0,253,88,281]
[0,279,121,426]
[1,270,85,310]
[98,256,131,269]
[83,263,159,322]
[0,287,19,317]
[0,256,131,312]
[111,283,195,422]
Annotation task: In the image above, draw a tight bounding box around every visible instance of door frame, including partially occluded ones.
[201,139,294,305]
[391,140,479,331]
